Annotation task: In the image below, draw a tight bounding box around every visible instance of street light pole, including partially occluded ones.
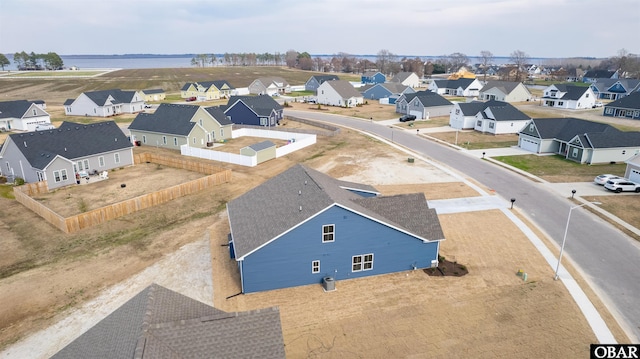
[554,201,600,280]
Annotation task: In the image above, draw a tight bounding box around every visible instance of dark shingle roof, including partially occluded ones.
[433,78,476,90]
[310,75,339,83]
[9,121,131,170]
[226,95,283,117]
[128,103,198,136]
[141,88,164,94]
[83,89,139,106]
[51,284,285,359]
[457,101,487,116]
[526,117,640,148]
[546,84,590,101]
[227,164,444,260]
[0,100,35,119]
[458,100,528,121]
[204,106,233,125]
[410,91,452,107]
[605,92,640,110]
[584,69,616,79]
[590,79,640,93]
[479,81,522,94]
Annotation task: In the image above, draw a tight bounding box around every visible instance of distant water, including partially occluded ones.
[1,53,562,71]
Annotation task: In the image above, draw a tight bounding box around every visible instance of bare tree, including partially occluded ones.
[479,50,494,81]
[612,48,640,78]
[285,49,298,68]
[510,50,529,82]
[376,49,396,75]
[448,52,469,73]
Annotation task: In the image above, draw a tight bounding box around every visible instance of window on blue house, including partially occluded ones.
[312,260,320,273]
[322,224,335,242]
[352,254,373,272]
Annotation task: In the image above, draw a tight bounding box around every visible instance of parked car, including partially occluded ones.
[144,104,152,109]
[592,102,603,108]
[186,97,197,102]
[594,174,622,185]
[604,178,640,193]
[399,114,417,122]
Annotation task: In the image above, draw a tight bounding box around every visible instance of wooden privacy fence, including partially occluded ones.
[14,153,232,233]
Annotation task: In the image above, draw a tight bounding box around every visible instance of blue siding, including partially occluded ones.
[225,102,280,127]
[362,86,392,100]
[240,205,439,293]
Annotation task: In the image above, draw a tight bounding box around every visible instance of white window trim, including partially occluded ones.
[352,253,374,272]
[322,224,335,243]
[114,153,120,164]
[98,156,105,167]
[312,260,320,274]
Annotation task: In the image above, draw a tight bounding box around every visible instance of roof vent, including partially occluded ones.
[115,138,117,141]
[298,190,301,195]
[299,206,302,212]
[23,141,27,147]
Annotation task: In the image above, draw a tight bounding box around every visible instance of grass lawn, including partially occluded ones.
[428,131,519,150]
[493,154,627,182]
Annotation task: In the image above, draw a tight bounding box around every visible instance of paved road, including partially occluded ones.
[286,109,640,342]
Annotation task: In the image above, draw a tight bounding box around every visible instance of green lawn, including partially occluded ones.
[427,131,519,150]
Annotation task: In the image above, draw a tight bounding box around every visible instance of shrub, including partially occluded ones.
[14,177,25,186]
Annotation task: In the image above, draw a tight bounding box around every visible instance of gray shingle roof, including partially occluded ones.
[204,106,233,125]
[605,92,640,110]
[128,103,199,136]
[8,121,132,170]
[226,95,283,117]
[248,140,275,151]
[310,75,339,83]
[51,284,285,359]
[83,89,139,106]
[544,84,590,101]
[590,79,640,93]
[457,101,487,116]
[479,81,522,94]
[390,72,415,83]
[408,91,452,107]
[0,100,38,119]
[227,164,444,260]
[324,80,362,98]
[526,117,640,148]
[584,69,616,79]
[433,78,476,90]
[141,88,164,94]
[482,100,530,121]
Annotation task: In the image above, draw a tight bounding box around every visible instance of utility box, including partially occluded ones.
[322,276,335,292]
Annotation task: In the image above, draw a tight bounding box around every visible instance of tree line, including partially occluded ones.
[0,51,64,71]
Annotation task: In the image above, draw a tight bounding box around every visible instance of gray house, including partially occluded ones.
[51,284,285,359]
[603,92,640,120]
[0,121,133,189]
[305,75,340,92]
[128,103,233,149]
[518,117,640,164]
[248,77,291,95]
[395,91,453,119]
[64,89,145,117]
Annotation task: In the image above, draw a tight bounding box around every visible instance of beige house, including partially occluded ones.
[141,89,166,102]
[180,80,234,101]
[128,104,233,149]
[479,81,532,102]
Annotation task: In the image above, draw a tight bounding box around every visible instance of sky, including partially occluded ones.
[0,0,638,59]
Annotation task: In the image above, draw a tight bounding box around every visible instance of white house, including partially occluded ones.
[541,84,596,110]
[450,100,530,134]
[64,89,145,117]
[317,80,364,108]
[428,78,483,97]
[0,100,52,131]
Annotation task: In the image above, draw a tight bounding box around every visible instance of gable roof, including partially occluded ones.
[203,106,233,125]
[309,75,339,83]
[407,91,452,107]
[544,84,590,100]
[481,100,530,121]
[390,72,416,83]
[226,95,283,117]
[363,71,384,77]
[248,140,275,151]
[254,77,289,87]
[0,100,40,119]
[591,78,640,93]
[457,101,488,116]
[433,78,476,90]
[141,88,164,94]
[227,164,443,260]
[525,117,640,148]
[51,284,285,359]
[605,92,640,110]
[8,121,131,170]
[129,103,199,136]
[322,80,363,98]
[583,69,616,79]
[479,81,523,94]
[83,89,140,106]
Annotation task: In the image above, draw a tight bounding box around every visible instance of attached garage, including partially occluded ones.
[519,136,540,153]
[629,169,640,182]
[625,154,640,182]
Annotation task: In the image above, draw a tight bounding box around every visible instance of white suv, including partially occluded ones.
[604,178,640,193]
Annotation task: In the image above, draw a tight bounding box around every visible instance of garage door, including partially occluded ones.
[629,169,640,182]
[410,110,423,119]
[520,138,539,152]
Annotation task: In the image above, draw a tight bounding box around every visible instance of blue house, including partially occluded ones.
[360,83,415,103]
[603,92,640,120]
[582,69,618,83]
[361,71,386,84]
[590,79,640,100]
[223,95,283,127]
[226,164,445,294]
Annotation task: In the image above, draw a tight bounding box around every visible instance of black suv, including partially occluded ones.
[399,114,417,122]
